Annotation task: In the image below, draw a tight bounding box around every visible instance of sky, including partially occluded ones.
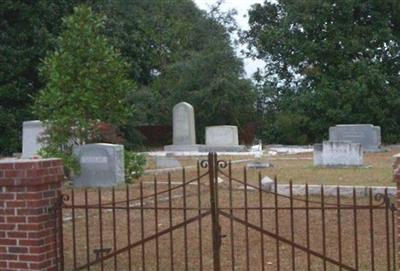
[193,0,265,78]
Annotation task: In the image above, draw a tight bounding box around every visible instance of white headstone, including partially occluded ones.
[22,120,45,158]
[206,126,239,146]
[173,102,196,145]
[314,141,363,167]
[73,143,124,187]
[329,124,381,152]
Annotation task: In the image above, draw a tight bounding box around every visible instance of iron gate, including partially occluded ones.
[59,152,397,270]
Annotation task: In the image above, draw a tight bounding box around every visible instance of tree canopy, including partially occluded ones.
[33,5,135,167]
[0,0,255,154]
[244,0,400,144]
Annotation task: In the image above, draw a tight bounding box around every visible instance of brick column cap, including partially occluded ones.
[0,158,63,186]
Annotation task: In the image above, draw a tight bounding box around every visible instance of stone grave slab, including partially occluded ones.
[22,120,45,158]
[205,125,246,152]
[73,143,124,187]
[165,102,203,151]
[314,141,363,167]
[329,124,381,152]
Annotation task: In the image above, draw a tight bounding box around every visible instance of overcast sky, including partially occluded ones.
[193,0,265,78]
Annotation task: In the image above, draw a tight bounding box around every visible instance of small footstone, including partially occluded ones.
[261,176,274,192]
[246,162,273,169]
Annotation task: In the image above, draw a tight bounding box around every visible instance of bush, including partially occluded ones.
[124,150,146,183]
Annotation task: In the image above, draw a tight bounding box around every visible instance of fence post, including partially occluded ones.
[394,154,400,267]
[208,152,221,271]
[0,158,64,271]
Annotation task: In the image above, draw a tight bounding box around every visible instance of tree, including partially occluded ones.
[100,0,255,143]
[0,0,80,155]
[33,5,135,164]
[244,0,400,143]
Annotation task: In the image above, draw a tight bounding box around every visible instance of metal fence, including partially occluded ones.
[59,152,397,270]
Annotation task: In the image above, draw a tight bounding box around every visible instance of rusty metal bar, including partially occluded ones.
[337,186,342,271]
[228,160,235,271]
[168,173,175,271]
[391,200,396,270]
[58,190,65,271]
[209,153,221,271]
[244,166,250,271]
[274,176,281,270]
[76,211,211,270]
[126,186,132,271]
[71,189,77,270]
[353,188,358,270]
[258,172,265,271]
[219,211,356,271]
[63,205,389,211]
[84,189,90,271]
[154,177,160,271]
[112,187,117,270]
[289,180,295,271]
[369,188,375,271]
[305,183,310,271]
[321,185,326,271]
[196,161,203,271]
[98,188,104,271]
[183,168,189,271]
[384,188,391,271]
[140,182,146,271]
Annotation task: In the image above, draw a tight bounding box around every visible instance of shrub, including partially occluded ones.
[124,150,146,183]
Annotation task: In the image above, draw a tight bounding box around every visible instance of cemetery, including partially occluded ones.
[1,1,399,271]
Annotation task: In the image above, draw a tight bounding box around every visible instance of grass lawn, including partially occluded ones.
[142,145,400,187]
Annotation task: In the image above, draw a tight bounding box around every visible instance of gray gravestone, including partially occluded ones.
[329,124,381,152]
[155,156,181,169]
[314,141,363,167]
[73,143,124,187]
[165,102,202,151]
[22,120,45,158]
[173,102,196,145]
[204,125,246,152]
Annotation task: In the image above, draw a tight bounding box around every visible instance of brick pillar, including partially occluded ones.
[0,158,64,271]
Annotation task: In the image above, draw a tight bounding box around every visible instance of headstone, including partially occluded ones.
[22,120,45,158]
[313,144,323,166]
[155,156,181,169]
[246,162,273,169]
[314,141,363,167]
[329,124,381,152]
[204,125,246,152]
[173,102,196,145]
[73,143,124,187]
[165,102,202,151]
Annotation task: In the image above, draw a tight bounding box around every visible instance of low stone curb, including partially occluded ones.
[144,158,254,175]
[246,184,396,198]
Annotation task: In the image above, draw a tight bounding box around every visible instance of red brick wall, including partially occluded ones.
[0,158,64,271]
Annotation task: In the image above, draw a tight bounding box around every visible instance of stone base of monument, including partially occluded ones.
[247,161,273,169]
[164,144,205,152]
[164,144,247,152]
[73,143,124,187]
[314,141,363,167]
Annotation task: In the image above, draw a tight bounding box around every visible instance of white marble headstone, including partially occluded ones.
[206,126,239,146]
[22,120,45,158]
[172,102,196,145]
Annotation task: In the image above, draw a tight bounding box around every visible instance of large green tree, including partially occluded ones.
[244,0,400,144]
[98,0,255,143]
[34,5,134,162]
[1,0,255,154]
[0,0,80,155]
